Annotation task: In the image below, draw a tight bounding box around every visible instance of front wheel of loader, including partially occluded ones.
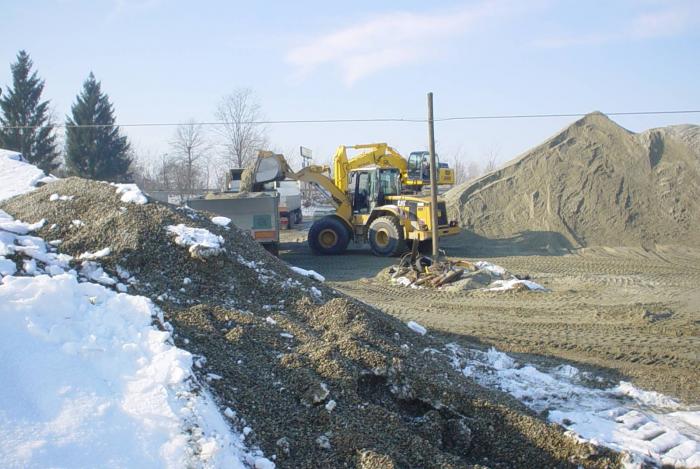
[308,216,351,255]
[368,216,405,257]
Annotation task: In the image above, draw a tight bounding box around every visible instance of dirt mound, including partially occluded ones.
[445,113,700,251]
[1,178,620,468]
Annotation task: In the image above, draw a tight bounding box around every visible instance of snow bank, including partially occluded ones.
[0,163,272,468]
[0,206,270,468]
[290,266,325,282]
[0,273,251,469]
[0,149,54,201]
[113,183,148,205]
[167,224,225,259]
[447,344,700,468]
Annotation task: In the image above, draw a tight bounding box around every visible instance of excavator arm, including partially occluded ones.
[332,143,408,191]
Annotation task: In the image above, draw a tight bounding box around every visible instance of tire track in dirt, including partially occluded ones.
[285,244,700,403]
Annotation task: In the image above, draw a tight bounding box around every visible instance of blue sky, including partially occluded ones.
[2,0,699,168]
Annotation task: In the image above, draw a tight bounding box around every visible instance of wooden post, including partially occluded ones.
[427,92,440,259]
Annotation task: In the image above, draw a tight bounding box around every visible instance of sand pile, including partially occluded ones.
[445,113,700,251]
[1,178,620,468]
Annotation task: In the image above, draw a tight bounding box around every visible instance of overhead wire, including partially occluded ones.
[0,109,698,130]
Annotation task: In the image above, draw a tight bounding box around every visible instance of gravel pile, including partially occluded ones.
[445,113,700,251]
[1,177,620,468]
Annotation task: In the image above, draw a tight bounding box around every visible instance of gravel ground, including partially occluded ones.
[282,228,700,405]
[1,178,621,468]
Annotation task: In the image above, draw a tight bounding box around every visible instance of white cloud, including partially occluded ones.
[286,1,526,85]
[534,1,699,48]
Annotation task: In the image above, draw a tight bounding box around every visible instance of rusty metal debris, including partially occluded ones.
[388,242,475,288]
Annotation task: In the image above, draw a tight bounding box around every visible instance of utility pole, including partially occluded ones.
[427,92,439,259]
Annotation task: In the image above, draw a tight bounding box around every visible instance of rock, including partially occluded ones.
[442,417,472,452]
[276,436,291,456]
[358,449,396,469]
[316,434,332,450]
[302,382,330,406]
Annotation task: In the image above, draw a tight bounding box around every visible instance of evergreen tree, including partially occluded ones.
[0,50,60,172]
[65,73,131,181]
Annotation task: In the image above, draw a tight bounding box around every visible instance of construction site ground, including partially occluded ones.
[281,220,700,404]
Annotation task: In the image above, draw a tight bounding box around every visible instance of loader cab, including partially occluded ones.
[350,167,401,214]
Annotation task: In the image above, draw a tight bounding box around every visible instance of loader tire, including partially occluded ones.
[368,216,405,257]
[308,216,350,255]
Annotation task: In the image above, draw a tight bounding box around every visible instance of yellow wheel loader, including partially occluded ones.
[250,151,459,257]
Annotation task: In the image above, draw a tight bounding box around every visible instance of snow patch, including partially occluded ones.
[78,247,111,260]
[407,321,427,336]
[167,225,225,259]
[474,261,507,278]
[113,183,148,205]
[447,344,700,468]
[290,266,325,282]
[0,149,55,201]
[487,278,547,291]
[211,216,231,227]
[49,193,74,202]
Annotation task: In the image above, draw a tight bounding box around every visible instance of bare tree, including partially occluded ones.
[170,120,210,199]
[214,88,267,169]
[466,162,480,181]
[483,146,500,174]
[449,146,469,185]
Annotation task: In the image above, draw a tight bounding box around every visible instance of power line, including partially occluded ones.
[436,109,700,122]
[0,109,698,130]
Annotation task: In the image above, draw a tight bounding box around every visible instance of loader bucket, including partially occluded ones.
[253,153,286,184]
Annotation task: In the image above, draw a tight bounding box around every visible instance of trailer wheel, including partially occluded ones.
[368,216,405,257]
[308,216,350,255]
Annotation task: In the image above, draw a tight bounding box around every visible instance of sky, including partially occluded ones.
[2,0,699,170]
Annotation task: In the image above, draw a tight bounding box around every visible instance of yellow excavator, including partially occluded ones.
[332,143,455,193]
[250,150,459,256]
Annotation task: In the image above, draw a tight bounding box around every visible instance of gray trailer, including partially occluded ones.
[187,191,280,256]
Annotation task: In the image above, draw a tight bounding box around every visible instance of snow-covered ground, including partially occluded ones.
[446,344,700,468]
[0,272,251,468]
[0,160,273,468]
[0,149,55,202]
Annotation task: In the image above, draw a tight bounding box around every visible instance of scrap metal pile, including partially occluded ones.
[387,245,545,292]
[388,249,475,288]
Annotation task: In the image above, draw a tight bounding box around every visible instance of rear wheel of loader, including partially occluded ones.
[308,216,351,255]
[368,216,405,257]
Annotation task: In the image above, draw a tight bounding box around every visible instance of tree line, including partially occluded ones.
[0,51,131,180]
[0,50,267,192]
[1,50,495,193]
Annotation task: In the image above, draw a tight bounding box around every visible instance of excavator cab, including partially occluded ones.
[406,151,455,188]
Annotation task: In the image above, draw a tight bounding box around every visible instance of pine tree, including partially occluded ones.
[65,73,132,181]
[0,50,60,172]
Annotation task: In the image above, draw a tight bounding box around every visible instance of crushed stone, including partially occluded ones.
[1,177,622,468]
